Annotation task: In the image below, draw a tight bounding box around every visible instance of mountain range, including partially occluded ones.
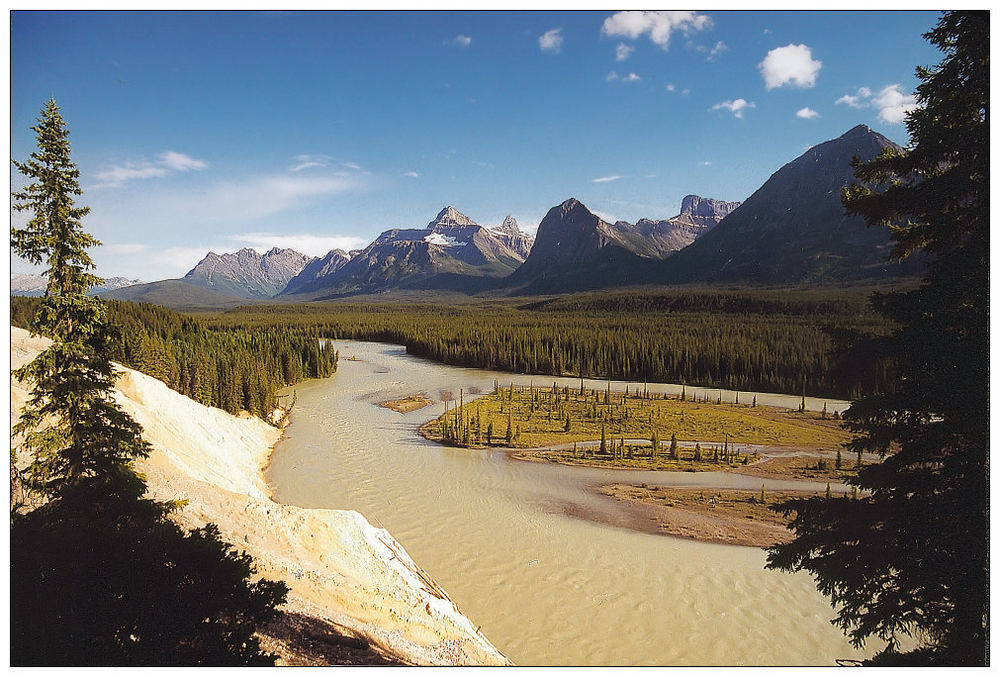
[183,247,312,298]
[11,273,144,297]
[506,194,738,293]
[13,125,924,308]
[278,206,534,298]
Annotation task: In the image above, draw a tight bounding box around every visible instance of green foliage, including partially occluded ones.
[768,12,988,666]
[204,285,897,400]
[12,296,337,419]
[10,98,142,500]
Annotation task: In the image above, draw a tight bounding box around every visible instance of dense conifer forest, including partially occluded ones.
[11,296,338,419]
[205,287,897,400]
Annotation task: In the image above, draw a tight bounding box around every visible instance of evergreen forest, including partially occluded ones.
[11,296,338,419]
[204,286,898,401]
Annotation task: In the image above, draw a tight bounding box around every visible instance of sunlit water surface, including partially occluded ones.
[266,341,865,666]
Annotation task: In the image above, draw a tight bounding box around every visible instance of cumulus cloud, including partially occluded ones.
[665,83,675,92]
[446,34,472,47]
[592,175,623,183]
[539,27,563,53]
[834,84,917,124]
[796,107,820,119]
[615,42,635,61]
[623,72,641,82]
[403,171,420,178]
[759,44,822,89]
[711,98,756,118]
[601,11,711,50]
[93,150,208,188]
[871,84,918,124]
[698,161,712,166]
[226,232,369,257]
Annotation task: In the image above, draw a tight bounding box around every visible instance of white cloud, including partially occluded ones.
[645,174,657,178]
[403,171,420,178]
[615,42,634,61]
[592,175,623,183]
[160,173,363,224]
[158,151,208,172]
[871,84,918,124]
[698,161,712,166]
[711,98,756,118]
[606,71,640,83]
[289,154,331,172]
[665,83,675,92]
[681,88,690,95]
[226,232,369,257]
[342,161,362,171]
[834,84,918,124]
[601,11,711,50]
[94,150,209,187]
[539,27,563,53]
[796,107,820,119]
[446,34,472,47]
[759,44,822,90]
[95,164,168,185]
[835,93,866,108]
[695,40,728,61]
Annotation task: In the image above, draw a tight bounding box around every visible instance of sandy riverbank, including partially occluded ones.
[598,483,833,548]
[10,327,509,666]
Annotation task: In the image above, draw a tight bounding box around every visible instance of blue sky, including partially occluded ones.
[11,10,941,281]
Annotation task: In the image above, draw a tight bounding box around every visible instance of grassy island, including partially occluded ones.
[420,381,852,471]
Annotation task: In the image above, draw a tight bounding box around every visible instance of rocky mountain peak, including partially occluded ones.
[499,215,519,233]
[184,246,310,299]
[428,205,477,229]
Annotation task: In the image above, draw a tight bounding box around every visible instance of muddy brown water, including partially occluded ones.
[266,341,871,666]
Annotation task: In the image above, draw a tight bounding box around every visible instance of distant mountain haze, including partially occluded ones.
[11,273,144,297]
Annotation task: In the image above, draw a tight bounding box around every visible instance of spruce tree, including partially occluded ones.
[11,98,140,501]
[768,12,988,665]
[10,99,286,665]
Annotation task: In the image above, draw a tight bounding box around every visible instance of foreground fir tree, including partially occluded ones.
[10,99,287,666]
[767,12,987,666]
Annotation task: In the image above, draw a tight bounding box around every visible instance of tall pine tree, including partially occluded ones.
[767,12,988,665]
[11,99,286,665]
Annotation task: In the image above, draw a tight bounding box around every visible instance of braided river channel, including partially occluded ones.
[266,340,871,666]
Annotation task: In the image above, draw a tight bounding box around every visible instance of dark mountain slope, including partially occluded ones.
[659,125,923,283]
